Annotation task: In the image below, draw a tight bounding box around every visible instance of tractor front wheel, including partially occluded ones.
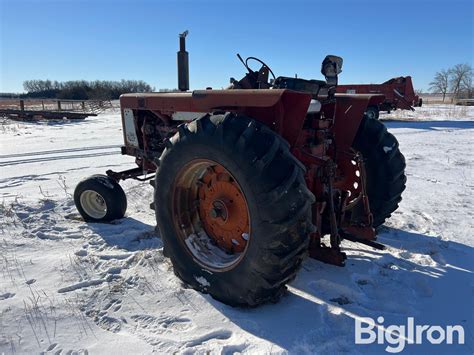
[74,175,127,222]
[154,113,314,306]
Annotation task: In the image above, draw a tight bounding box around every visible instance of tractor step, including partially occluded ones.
[340,231,386,250]
[309,243,347,267]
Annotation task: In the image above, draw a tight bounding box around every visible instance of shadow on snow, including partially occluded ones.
[384,120,474,131]
[86,216,161,252]
[85,216,473,354]
[208,227,473,354]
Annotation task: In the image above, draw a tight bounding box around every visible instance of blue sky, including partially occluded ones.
[0,0,472,93]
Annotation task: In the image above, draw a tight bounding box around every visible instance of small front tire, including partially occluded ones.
[74,175,127,222]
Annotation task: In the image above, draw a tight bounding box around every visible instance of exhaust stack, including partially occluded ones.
[177,30,189,91]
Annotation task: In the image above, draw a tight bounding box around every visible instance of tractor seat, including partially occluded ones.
[273,76,326,97]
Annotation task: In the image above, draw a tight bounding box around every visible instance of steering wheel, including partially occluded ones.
[245,56,276,80]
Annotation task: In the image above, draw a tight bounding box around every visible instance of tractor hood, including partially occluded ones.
[120,89,308,111]
[120,89,312,146]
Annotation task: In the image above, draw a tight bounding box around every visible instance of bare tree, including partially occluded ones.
[23,79,55,93]
[22,79,154,99]
[449,63,473,101]
[429,69,450,102]
[461,71,473,99]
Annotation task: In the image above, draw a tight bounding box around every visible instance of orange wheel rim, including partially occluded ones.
[171,159,251,271]
[198,165,249,253]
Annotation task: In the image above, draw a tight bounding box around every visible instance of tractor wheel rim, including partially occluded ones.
[80,190,107,219]
[342,151,364,210]
[171,159,250,272]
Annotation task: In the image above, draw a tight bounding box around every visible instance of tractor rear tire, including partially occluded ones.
[74,175,127,222]
[352,117,406,227]
[154,113,314,307]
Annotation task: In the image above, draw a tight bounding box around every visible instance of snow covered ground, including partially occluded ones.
[0,104,472,354]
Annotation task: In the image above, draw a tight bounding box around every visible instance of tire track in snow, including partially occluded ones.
[0,144,121,159]
[57,279,105,293]
[0,150,120,167]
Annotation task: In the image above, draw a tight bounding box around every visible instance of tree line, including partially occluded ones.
[22,79,154,100]
[429,64,472,102]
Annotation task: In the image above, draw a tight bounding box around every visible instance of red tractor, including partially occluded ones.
[74,32,406,306]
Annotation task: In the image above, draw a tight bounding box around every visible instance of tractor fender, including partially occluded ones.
[332,94,385,152]
[331,93,385,198]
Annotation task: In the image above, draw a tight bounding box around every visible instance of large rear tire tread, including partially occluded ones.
[353,117,406,227]
[154,112,315,307]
